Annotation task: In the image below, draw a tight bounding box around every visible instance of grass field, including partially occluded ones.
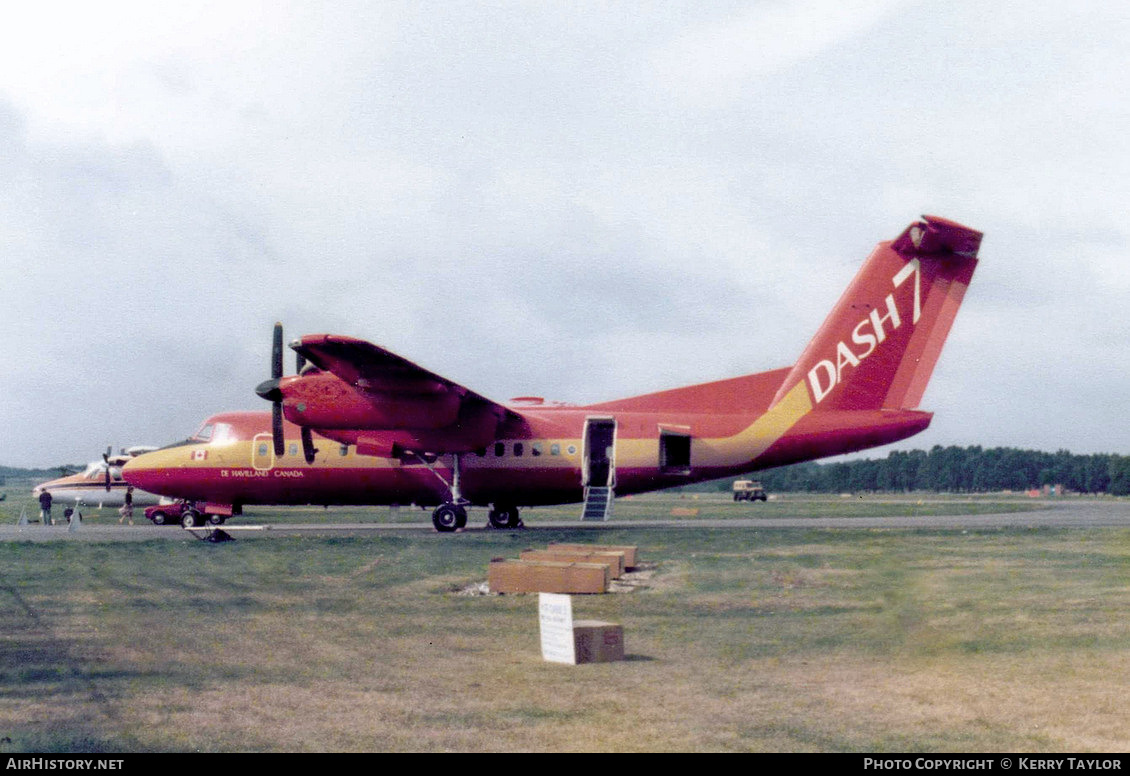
[2,491,1130,752]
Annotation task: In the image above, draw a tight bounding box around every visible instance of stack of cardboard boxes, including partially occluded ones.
[488,543,639,595]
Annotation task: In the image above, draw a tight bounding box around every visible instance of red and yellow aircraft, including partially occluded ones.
[123,216,981,531]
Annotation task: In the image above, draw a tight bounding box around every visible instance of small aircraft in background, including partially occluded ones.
[124,216,982,531]
[34,446,163,508]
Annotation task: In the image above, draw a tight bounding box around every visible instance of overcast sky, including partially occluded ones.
[2,1,1128,468]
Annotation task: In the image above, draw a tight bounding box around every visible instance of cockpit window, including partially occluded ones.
[211,423,236,445]
[190,422,237,445]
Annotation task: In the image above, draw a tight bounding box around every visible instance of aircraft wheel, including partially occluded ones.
[432,504,465,532]
[488,505,520,529]
[150,511,168,526]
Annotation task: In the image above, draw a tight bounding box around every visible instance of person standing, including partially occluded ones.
[38,490,53,525]
[118,486,134,525]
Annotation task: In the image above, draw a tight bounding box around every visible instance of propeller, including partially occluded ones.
[254,323,286,456]
[255,323,318,463]
[301,426,317,464]
[295,343,318,462]
[102,445,112,492]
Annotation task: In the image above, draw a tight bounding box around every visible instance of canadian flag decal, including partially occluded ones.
[191,449,208,461]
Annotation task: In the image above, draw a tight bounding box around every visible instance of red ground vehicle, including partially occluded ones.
[145,501,223,527]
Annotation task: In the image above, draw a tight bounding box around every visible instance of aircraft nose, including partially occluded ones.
[122,447,204,501]
[121,455,159,491]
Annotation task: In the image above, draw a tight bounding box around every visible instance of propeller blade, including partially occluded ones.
[301,427,317,464]
[258,323,286,457]
[296,350,307,374]
[102,449,111,492]
[271,322,284,380]
[272,401,285,457]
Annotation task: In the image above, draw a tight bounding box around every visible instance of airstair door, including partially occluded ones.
[583,418,616,488]
[581,418,616,521]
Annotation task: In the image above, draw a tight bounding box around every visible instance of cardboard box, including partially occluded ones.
[519,549,626,578]
[572,620,624,663]
[488,559,609,594]
[547,542,639,569]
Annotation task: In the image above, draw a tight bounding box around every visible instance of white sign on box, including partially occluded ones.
[539,593,575,664]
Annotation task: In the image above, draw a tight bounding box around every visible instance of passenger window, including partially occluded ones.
[532,442,543,457]
[289,443,298,456]
[551,443,561,456]
[258,443,269,456]
[514,443,524,457]
[494,442,505,457]
[339,445,349,456]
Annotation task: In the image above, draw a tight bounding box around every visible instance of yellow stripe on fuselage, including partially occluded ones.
[710,381,813,463]
[469,382,815,473]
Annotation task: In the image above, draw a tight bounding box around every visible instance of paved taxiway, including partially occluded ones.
[2,500,1128,542]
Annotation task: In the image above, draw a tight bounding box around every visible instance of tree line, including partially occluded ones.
[750,446,1130,495]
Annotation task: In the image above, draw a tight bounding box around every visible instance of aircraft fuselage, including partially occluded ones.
[123,398,931,511]
[121,215,980,530]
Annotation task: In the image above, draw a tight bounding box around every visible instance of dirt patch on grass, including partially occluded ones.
[447,561,663,597]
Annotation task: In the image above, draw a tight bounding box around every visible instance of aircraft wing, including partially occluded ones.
[291,334,516,415]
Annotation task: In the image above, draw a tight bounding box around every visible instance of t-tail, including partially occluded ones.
[753,215,981,467]
[772,215,980,412]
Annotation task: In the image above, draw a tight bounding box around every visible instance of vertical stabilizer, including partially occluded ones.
[770,215,981,413]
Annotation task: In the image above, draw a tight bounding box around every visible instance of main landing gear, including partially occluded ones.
[431,503,468,532]
[431,503,522,531]
[429,453,470,533]
[425,453,523,532]
[487,504,522,530]
[431,502,522,531]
